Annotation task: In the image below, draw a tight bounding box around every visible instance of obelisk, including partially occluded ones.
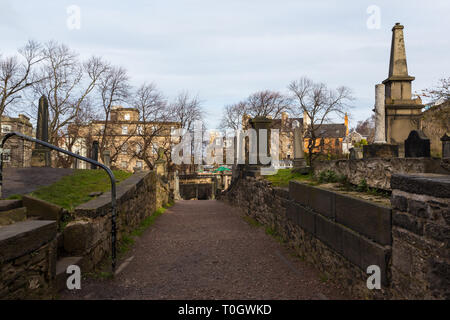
[31,95,51,167]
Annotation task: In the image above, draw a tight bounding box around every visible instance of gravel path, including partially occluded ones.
[61,200,351,300]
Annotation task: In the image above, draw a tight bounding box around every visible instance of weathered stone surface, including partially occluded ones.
[363,144,399,159]
[315,214,343,254]
[0,200,23,212]
[314,158,444,190]
[335,193,392,245]
[391,173,450,198]
[22,195,62,221]
[289,181,335,219]
[393,211,423,235]
[0,220,57,263]
[0,207,27,226]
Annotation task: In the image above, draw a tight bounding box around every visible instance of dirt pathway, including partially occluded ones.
[61,200,351,300]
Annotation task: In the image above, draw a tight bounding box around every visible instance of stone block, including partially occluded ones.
[287,202,315,235]
[22,195,62,221]
[289,181,310,207]
[391,195,407,212]
[335,193,392,245]
[407,199,429,218]
[0,220,57,263]
[308,187,335,219]
[63,220,96,255]
[363,144,399,159]
[424,222,450,243]
[0,200,23,212]
[315,214,342,254]
[393,211,423,235]
[391,174,450,198]
[0,207,27,226]
[359,238,391,286]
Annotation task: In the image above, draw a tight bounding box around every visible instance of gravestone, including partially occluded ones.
[363,144,399,159]
[90,141,99,169]
[441,134,450,159]
[31,95,51,167]
[349,147,363,160]
[404,130,430,158]
[292,121,308,173]
[103,150,111,168]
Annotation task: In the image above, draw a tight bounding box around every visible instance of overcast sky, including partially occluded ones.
[1,0,449,129]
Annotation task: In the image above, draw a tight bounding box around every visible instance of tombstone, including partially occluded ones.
[292,121,308,173]
[349,147,363,160]
[441,134,450,159]
[103,150,111,168]
[31,95,51,167]
[404,130,430,158]
[90,141,99,169]
[155,147,166,177]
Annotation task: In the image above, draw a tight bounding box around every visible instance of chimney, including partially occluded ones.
[281,112,289,126]
[344,113,349,136]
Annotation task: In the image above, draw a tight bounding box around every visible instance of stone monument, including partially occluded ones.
[102,150,111,168]
[292,121,308,173]
[155,147,166,177]
[31,95,51,167]
[90,141,99,169]
[404,130,431,158]
[382,23,423,156]
[246,116,272,177]
[363,83,399,159]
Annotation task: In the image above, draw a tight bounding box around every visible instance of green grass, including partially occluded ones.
[243,215,262,228]
[129,207,166,238]
[265,169,312,187]
[30,169,132,210]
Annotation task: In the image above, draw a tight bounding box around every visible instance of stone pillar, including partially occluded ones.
[293,124,308,173]
[374,84,386,144]
[90,141,99,169]
[31,95,51,167]
[246,117,272,176]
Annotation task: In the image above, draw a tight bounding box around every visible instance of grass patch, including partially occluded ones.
[243,215,262,228]
[130,207,166,238]
[265,169,312,187]
[265,226,285,244]
[6,194,23,200]
[30,169,132,210]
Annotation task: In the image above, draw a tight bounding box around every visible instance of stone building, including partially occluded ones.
[0,115,33,168]
[71,106,181,172]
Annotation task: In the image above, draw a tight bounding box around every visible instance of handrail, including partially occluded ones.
[0,132,118,274]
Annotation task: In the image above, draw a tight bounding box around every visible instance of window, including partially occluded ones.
[121,143,128,154]
[99,125,105,134]
[1,125,12,133]
[152,143,159,154]
[121,161,128,169]
[136,161,143,169]
[137,125,143,135]
[2,149,11,162]
[122,125,128,135]
[124,113,130,121]
[136,143,142,153]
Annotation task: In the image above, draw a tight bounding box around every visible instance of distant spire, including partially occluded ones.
[388,23,410,78]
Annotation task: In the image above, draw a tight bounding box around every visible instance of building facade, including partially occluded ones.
[0,115,33,168]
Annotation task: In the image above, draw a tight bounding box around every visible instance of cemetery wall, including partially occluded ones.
[314,158,443,190]
[63,171,171,271]
[222,177,390,299]
[0,221,57,299]
[390,173,450,299]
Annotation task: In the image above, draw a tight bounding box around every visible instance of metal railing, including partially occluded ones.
[0,132,118,273]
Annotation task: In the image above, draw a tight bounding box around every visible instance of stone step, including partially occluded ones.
[0,199,23,212]
[56,256,83,292]
[0,207,27,226]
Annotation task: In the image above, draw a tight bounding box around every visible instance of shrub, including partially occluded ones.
[318,170,338,183]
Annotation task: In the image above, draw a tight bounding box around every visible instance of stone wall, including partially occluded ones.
[390,173,450,299]
[421,101,449,156]
[314,158,443,190]
[0,220,57,299]
[222,176,391,299]
[223,172,450,299]
[63,171,170,271]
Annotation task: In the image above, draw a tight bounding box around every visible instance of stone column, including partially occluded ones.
[293,124,308,173]
[374,84,386,144]
[90,141,99,169]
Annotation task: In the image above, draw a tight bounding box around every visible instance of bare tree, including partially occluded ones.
[129,83,172,170]
[246,90,292,118]
[288,77,353,167]
[95,65,131,160]
[0,40,45,125]
[30,41,108,146]
[219,101,248,130]
[169,91,204,131]
[421,77,450,104]
[354,114,375,143]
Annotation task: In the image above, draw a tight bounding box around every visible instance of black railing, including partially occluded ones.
[0,132,118,273]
